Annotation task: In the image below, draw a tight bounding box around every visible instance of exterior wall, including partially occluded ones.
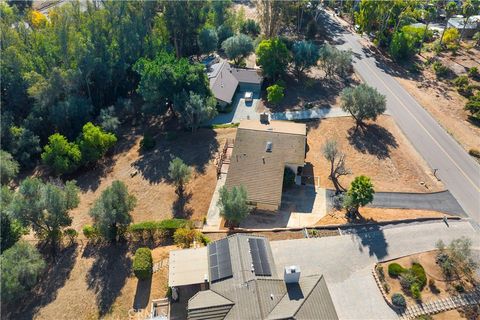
[256,202,279,211]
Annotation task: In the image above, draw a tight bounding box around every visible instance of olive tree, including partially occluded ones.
[218,185,250,228]
[0,150,19,185]
[292,40,319,79]
[168,157,192,195]
[10,178,79,253]
[89,180,136,242]
[221,34,254,65]
[340,84,386,130]
[1,241,45,303]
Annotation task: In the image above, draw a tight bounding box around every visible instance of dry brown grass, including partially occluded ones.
[304,115,444,193]
[316,208,447,226]
[22,245,176,320]
[69,127,237,232]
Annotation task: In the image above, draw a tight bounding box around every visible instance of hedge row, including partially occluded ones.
[83,219,189,241]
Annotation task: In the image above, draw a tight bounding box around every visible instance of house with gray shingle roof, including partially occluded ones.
[224,119,307,211]
[168,234,338,320]
[207,60,263,107]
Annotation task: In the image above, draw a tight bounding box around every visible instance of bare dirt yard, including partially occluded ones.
[378,251,477,308]
[394,45,480,153]
[68,127,237,232]
[5,244,175,320]
[304,115,444,193]
[316,208,448,226]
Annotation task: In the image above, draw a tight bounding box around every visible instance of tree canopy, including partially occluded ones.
[89,180,136,242]
[256,38,290,80]
[0,150,19,185]
[198,28,219,55]
[10,178,79,249]
[340,84,387,129]
[168,157,192,195]
[343,175,375,215]
[218,185,250,227]
[41,133,81,175]
[1,241,45,304]
[266,84,285,105]
[222,34,254,65]
[77,122,117,166]
[292,41,319,78]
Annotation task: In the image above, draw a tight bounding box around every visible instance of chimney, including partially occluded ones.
[260,113,269,124]
[284,266,300,284]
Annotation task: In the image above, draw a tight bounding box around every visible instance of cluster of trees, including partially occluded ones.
[349,0,480,59]
[41,122,117,175]
[256,38,353,81]
[1,0,256,173]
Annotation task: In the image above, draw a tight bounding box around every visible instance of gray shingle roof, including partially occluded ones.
[225,120,306,207]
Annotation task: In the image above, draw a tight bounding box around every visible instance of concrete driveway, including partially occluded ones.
[271,220,479,319]
[206,91,261,125]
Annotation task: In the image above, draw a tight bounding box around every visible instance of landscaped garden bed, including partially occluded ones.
[374,238,478,310]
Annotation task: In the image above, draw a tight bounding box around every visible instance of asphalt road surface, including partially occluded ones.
[322,10,480,222]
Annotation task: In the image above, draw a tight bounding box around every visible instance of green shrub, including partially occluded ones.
[432,61,449,78]
[465,93,480,121]
[457,85,474,98]
[453,75,469,87]
[83,225,98,239]
[140,133,155,151]
[376,265,385,281]
[158,219,188,232]
[127,221,166,242]
[410,283,421,300]
[383,282,390,293]
[283,167,296,188]
[200,234,210,245]
[391,293,406,308]
[133,247,153,280]
[454,283,465,293]
[469,149,480,158]
[400,270,418,291]
[173,228,202,248]
[411,263,427,289]
[388,263,405,277]
[468,66,479,79]
[63,228,78,245]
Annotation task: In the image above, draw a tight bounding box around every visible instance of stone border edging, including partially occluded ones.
[372,265,404,313]
[201,216,461,233]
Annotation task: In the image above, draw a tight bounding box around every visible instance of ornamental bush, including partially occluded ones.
[133,247,153,280]
[391,293,406,308]
[411,263,427,289]
[410,283,421,300]
[388,263,405,277]
[83,225,99,240]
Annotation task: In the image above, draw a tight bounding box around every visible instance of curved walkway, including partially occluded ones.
[326,190,466,216]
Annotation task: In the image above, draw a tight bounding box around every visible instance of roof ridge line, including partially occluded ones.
[209,288,235,305]
[292,275,323,317]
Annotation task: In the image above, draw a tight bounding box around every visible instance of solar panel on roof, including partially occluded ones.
[249,238,272,276]
[208,238,233,282]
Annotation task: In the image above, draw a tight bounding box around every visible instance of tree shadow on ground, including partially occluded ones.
[172,191,193,218]
[264,72,358,113]
[84,242,132,317]
[348,222,389,260]
[347,123,398,159]
[132,128,219,184]
[133,277,152,310]
[4,244,79,320]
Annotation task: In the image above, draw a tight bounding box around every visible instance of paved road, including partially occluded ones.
[271,220,479,319]
[322,11,480,223]
[326,189,466,216]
